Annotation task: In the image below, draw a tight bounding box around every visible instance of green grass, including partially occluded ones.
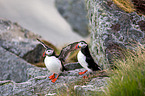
[103,46,145,96]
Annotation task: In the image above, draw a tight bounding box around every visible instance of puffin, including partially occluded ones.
[37,38,78,83]
[75,41,101,75]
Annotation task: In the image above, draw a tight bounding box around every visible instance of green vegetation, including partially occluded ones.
[103,46,145,96]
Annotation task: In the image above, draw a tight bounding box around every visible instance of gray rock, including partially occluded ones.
[0,12,109,96]
[64,62,83,70]
[85,0,145,69]
[0,46,34,83]
[74,77,109,96]
[0,19,46,64]
[0,52,108,96]
[22,44,45,64]
[26,63,83,80]
[1,39,38,58]
[55,0,89,37]
[0,19,11,32]
[0,19,40,57]
[1,67,106,96]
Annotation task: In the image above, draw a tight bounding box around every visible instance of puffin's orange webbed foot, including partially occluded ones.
[51,74,59,83]
[79,70,88,75]
[49,73,55,79]
[51,78,57,83]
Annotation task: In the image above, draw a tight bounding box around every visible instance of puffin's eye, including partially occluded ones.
[47,50,51,53]
[81,42,83,44]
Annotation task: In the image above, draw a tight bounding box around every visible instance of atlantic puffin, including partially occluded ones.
[75,41,101,75]
[37,38,78,83]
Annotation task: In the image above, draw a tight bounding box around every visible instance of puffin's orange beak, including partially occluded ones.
[43,51,46,57]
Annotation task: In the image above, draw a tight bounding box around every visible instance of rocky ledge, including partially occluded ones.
[0,19,108,95]
[0,67,108,95]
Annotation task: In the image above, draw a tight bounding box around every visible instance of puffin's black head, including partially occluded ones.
[43,49,54,57]
[75,41,88,49]
[36,38,55,57]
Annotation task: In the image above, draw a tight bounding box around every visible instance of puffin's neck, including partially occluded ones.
[81,45,91,56]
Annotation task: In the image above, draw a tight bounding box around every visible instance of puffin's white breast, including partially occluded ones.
[77,51,91,71]
[44,56,62,73]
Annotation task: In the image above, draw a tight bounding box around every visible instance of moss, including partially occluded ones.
[34,62,46,68]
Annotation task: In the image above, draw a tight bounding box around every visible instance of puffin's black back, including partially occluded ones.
[81,45,100,71]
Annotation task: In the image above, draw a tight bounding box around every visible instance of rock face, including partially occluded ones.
[0,47,34,83]
[85,0,145,68]
[0,19,40,57]
[0,19,46,64]
[74,77,108,95]
[0,19,42,82]
[55,0,89,37]
[0,66,108,96]
[0,18,108,95]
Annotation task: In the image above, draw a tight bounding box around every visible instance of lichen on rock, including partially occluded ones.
[85,0,145,69]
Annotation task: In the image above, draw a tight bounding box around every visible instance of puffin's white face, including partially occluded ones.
[45,50,54,56]
[77,41,87,48]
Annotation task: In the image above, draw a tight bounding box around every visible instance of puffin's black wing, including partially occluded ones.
[58,42,79,62]
[36,38,53,50]
[86,56,101,71]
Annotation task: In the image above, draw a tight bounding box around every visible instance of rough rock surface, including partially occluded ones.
[74,77,108,95]
[0,19,40,57]
[0,46,34,83]
[0,19,46,64]
[0,18,107,95]
[0,67,108,96]
[85,0,145,68]
[0,17,108,95]
[0,40,107,95]
[55,0,89,37]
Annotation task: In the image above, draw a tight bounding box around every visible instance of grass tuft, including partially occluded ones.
[103,45,145,96]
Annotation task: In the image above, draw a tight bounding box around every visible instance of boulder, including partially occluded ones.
[64,62,82,70]
[85,0,145,68]
[0,19,47,64]
[0,19,40,57]
[55,0,89,37]
[0,42,107,96]
[0,67,108,96]
[74,77,109,95]
[0,46,34,82]
[0,16,108,96]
